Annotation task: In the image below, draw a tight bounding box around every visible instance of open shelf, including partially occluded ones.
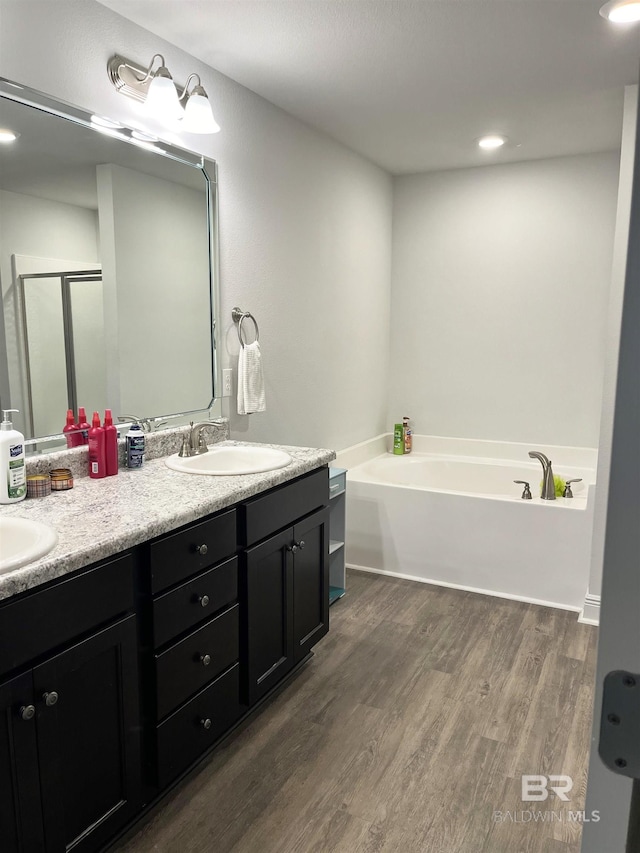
[329,539,344,555]
[329,586,346,604]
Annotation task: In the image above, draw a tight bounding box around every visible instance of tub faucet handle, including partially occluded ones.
[563,478,582,499]
[514,480,532,500]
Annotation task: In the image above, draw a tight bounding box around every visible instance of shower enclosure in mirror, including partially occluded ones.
[0,77,219,445]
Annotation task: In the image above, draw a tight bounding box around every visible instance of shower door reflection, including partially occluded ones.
[21,270,107,437]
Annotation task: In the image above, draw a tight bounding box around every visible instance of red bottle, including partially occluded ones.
[77,406,90,445]
[63,409,82,448]
[103,409,119,476]
[88,412,106,479]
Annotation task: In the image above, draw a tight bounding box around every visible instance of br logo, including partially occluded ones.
[521,775,573,802]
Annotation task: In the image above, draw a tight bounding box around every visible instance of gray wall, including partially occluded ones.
[390,152,619,447]
[0,0,393,450]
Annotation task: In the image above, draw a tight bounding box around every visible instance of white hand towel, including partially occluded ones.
[237,340,266,414]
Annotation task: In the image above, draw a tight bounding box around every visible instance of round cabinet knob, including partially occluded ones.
[200,654,211,667]
[287,544,298,553]
[20,704,35,721]
[195,544,208,556]
[198,594,210,608]
[297,540,305,551]
[43,692,58,707]
[200,718,212,730]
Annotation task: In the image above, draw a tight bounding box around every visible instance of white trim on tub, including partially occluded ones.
[579,592,601,626]
[347,562,584,614]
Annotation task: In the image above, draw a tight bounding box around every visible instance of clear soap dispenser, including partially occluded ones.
[0,409,27,503]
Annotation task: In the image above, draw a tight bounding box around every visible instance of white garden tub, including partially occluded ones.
[336,435,597,611]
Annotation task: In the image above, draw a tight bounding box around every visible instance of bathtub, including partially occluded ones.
[336,435,597,612]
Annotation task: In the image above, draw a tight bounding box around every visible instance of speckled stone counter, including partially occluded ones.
[0,440,335,602]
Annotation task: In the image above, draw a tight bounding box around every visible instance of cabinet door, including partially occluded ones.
[243,528,294,705]
[33,615,141,853]
[292,507,330,662]
[0,672,44,853]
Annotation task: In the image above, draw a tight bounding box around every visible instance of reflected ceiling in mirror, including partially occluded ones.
[0,78,219,445]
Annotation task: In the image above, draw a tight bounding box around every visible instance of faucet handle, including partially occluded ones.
[563,478,582,499]
[514,480,532,500]
[178,435,191,458]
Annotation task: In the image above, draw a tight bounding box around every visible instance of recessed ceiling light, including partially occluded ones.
[90,115,123,129]
[477,135,507,150]
[0,129,19,143]
[600,0,640,21]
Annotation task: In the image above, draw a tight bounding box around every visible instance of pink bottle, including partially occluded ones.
[88,412,106,479]
[63,409,82,448]
[103,409,119,477]
[77,406,90,445]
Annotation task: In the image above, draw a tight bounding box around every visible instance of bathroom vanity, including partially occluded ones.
[0,443,334,853]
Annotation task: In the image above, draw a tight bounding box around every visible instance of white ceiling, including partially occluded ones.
[99,0,640,174]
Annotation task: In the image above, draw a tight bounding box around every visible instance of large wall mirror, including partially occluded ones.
[0,78,219,447]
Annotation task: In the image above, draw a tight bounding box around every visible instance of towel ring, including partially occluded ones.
[232,307,259,347]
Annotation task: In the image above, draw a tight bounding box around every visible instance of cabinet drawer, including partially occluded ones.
[239,467,328,547]
[153,557,238,648]
[155,604,239,719]
[0,552,134,676]
[156,663,242,788]
[150,509,236,594]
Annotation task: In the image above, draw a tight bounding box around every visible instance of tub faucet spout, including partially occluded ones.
[528,451,556,500]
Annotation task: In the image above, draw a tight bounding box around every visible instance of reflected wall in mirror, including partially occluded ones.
[0,78,219,445]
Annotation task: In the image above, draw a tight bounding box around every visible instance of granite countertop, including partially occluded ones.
[0,440,335,602]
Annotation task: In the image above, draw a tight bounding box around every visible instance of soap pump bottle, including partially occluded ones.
[393,423,404,455]
[0,409,26,503]
[103,409,119,476]
[88,412,106,479]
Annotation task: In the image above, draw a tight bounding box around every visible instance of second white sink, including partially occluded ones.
[0,516,58,574]
[165,445,293,476]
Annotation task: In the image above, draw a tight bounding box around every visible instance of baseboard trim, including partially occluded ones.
[346,562,582,614]
[578,593,601,626]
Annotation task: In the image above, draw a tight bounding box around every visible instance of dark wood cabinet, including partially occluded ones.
[243,506,329,705]
[0,616,141,853]
[2,464,331,852]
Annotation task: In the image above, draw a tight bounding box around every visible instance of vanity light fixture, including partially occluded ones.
[90,115,123,130]
[0,129,19,143]
[477,135,507,150]
[600,0,640,21]
[107,53,220,134]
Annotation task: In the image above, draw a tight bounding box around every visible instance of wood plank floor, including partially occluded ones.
[116,570,598,853]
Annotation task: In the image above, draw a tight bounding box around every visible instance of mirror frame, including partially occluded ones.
[0,76,221,449]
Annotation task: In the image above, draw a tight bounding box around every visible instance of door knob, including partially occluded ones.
[200,653,211,667]
[42,691,58,707]
[19,704,35,721]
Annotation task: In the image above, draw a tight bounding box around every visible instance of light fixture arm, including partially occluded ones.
[108,53,177,104]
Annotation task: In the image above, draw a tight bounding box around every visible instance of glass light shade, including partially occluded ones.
[600,0,640,21]
[478,135,507,149]
[182,92,220,134]
[145,74,183,121]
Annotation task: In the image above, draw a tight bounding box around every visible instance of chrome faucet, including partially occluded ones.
[528,451,556,500]
[178,420,226,457]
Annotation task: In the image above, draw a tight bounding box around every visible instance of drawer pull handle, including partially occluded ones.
[19,704,35,721]
[200,654,211,667]
[198,594,210,608]
[195,543,208,556]
[200,717,212,730]
[43,691,58,707]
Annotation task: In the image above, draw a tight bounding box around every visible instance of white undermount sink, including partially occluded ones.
[0,516,58,574]
[165,445,293,476]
